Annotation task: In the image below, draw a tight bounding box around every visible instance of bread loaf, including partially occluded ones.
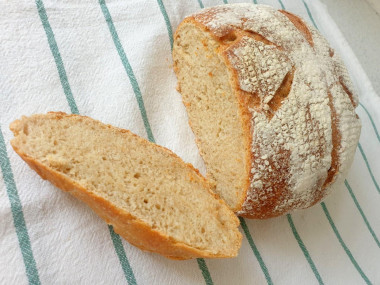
[10,112,242,259]
[173,4,361,218]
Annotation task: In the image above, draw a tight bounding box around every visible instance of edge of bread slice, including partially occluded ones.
[10,112,241,259]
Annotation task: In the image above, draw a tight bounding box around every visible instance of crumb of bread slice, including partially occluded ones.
[10,112,242,259]
[173,22,250,212]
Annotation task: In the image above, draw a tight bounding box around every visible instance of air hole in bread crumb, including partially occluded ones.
[134,173,141,179]
[329,48,334,57]
[63,167,72,174]
[155,204,161,210]
[143,199,148,204]
[23,124,29,135]
[216,128,222,138]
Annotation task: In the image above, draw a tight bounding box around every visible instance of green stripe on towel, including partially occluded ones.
[239,217,273,285]
[287,214,324,285]
[358,143,379,194]
[302,0,318,29]
[197,0,204,9]
[36,1,137,283]
[109,226,137,285]
[99,0,154,143]
[345,180,380,248]
[321,202,371,284]
[0,126,41,285]
[197,260,213,281]
[35,0,79,115]
[359,103,380,142]
[277,0,285,10]
[156,0,174,50]
[197,259,214,285]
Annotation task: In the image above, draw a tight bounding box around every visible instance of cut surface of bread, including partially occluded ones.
[10,112,241,259]
[173,4,361,218]
[173,22,250,211]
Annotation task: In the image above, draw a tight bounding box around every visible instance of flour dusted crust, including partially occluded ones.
[184,4,361,218]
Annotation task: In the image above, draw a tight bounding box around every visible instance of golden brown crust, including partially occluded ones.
[10,112,241,260]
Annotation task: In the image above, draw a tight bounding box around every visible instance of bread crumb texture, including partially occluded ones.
[10,112,241,259]
[173,4,361,218]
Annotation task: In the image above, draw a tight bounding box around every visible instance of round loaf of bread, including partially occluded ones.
[173,4,361,218]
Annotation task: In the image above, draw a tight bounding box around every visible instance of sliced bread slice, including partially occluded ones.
[10,112,241,259]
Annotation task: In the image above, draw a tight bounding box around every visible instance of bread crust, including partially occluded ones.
[174,4,361,218]
[10,112,241,260]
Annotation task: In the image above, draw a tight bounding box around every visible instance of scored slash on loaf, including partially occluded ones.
[173,4,361,218]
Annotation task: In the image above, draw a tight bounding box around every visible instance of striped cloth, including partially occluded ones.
[1,0,379,284]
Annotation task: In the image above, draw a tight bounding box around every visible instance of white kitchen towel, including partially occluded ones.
[0,0,379,284]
